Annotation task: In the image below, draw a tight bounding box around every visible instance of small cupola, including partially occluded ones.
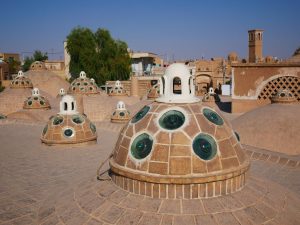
[59,95,78,115]
[156,63,200,103]
[32,88,40,96]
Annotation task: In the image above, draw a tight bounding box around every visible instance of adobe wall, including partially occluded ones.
[232,63,300,113]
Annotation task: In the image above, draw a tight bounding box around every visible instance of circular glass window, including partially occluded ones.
[203,108,224,126]
[234,131,240,142]
[72,115,84,124]
[63,128,74,138]
[15,81,18,85]
[34,97,38,100]
[84,82,88,86]
[89,87,93,91]
[26,81,30,84]
[119,112,125,117]
[159,110,185,130]
[28,101,32,106]
[90,123,96,133]
[131,105,150,123]
[131,133,153,160]
[53,116,63,125]
[42,124,48,136]
[193,133,217,160]
[40,100,45,105]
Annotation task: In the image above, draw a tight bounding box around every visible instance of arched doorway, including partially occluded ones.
[195,74,212,96]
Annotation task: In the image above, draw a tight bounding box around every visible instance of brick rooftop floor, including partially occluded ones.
[0,122,299,225]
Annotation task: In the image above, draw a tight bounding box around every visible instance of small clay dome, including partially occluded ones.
[10,71,33,89]
[202,87,220,103]
[23,88,51,109]
[110,63,249,199]
[109,80,127,96]
[111,101,130,123]
[41,95,97,145]
[265,55,274,63]
[228,52,238,62]
[30,61,46,71]
[271,89,297,104]
[147,84,160,100]
[69,71,99,95]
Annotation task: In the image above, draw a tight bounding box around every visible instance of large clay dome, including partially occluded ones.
[232,102,300,155]
[110,63,249,199]
[41,95,97,145]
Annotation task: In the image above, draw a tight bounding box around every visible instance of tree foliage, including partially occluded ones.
[4,58,20,74]
[22,50,48,71]
[293,47,300,56]
[66,27,131,85]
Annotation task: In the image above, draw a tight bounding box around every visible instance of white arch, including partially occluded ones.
[116,101,126,110]
[32,88,40,96]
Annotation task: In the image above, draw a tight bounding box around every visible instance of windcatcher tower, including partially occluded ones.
[248,29,264,63]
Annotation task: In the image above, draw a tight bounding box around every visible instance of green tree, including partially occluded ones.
[293,47,300,56]
[22,50,48,71]
[66,26,131,85]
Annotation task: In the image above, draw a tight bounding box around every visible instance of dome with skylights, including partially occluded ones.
[110,63,250,199]
[23,88,51,109]
[111,101,130,123]
[10,71,33,89]
[41,94,97,145]
[109,80,127,96]
[69,71,99,95]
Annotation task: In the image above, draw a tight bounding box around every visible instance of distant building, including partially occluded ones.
[44,60,65,71]
[130,51,165,76]
[0,52,20,62]
[0,61,9,84]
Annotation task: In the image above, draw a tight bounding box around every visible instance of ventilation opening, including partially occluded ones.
[64,102,67,111]
[173,77,182,94]
[71,102,74,110]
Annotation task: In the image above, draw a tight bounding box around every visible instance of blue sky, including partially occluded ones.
[1,0,299,61]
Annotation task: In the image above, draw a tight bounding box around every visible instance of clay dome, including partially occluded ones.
[111,101,131,123]
[232,103,300,155]
[10,71,33,89]
[109,80,127,96]
[30,61,46,70]
[271,89,297,104]
[26,70,70,98]
[68,71,99,95]
[41,95,97,145]
[147,84,160,100]
[23,88,51,109]
[110,63,249,199]
[228,52,238,62]
[202,87,220,103]
[265,55,274,63]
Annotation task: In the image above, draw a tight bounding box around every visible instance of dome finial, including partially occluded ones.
[59,95,78,115]
[156,63,200,103]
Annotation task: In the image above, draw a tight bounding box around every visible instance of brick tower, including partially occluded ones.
[248,29,264,63]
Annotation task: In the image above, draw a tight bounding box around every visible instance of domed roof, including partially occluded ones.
[109,63,249,199]
[23,88,51,109]
[147,84,160,100]
[41,95,97,145]
[69,71,99,95]
[271,89,297,104]
[26,70,70,98]
[111,101,130,123]
[228,52,238,61]
[30,61,46,70]
[109,80,127,96]
[57,88,66,98]
[232,103,300,155]
[10,71,33,89]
